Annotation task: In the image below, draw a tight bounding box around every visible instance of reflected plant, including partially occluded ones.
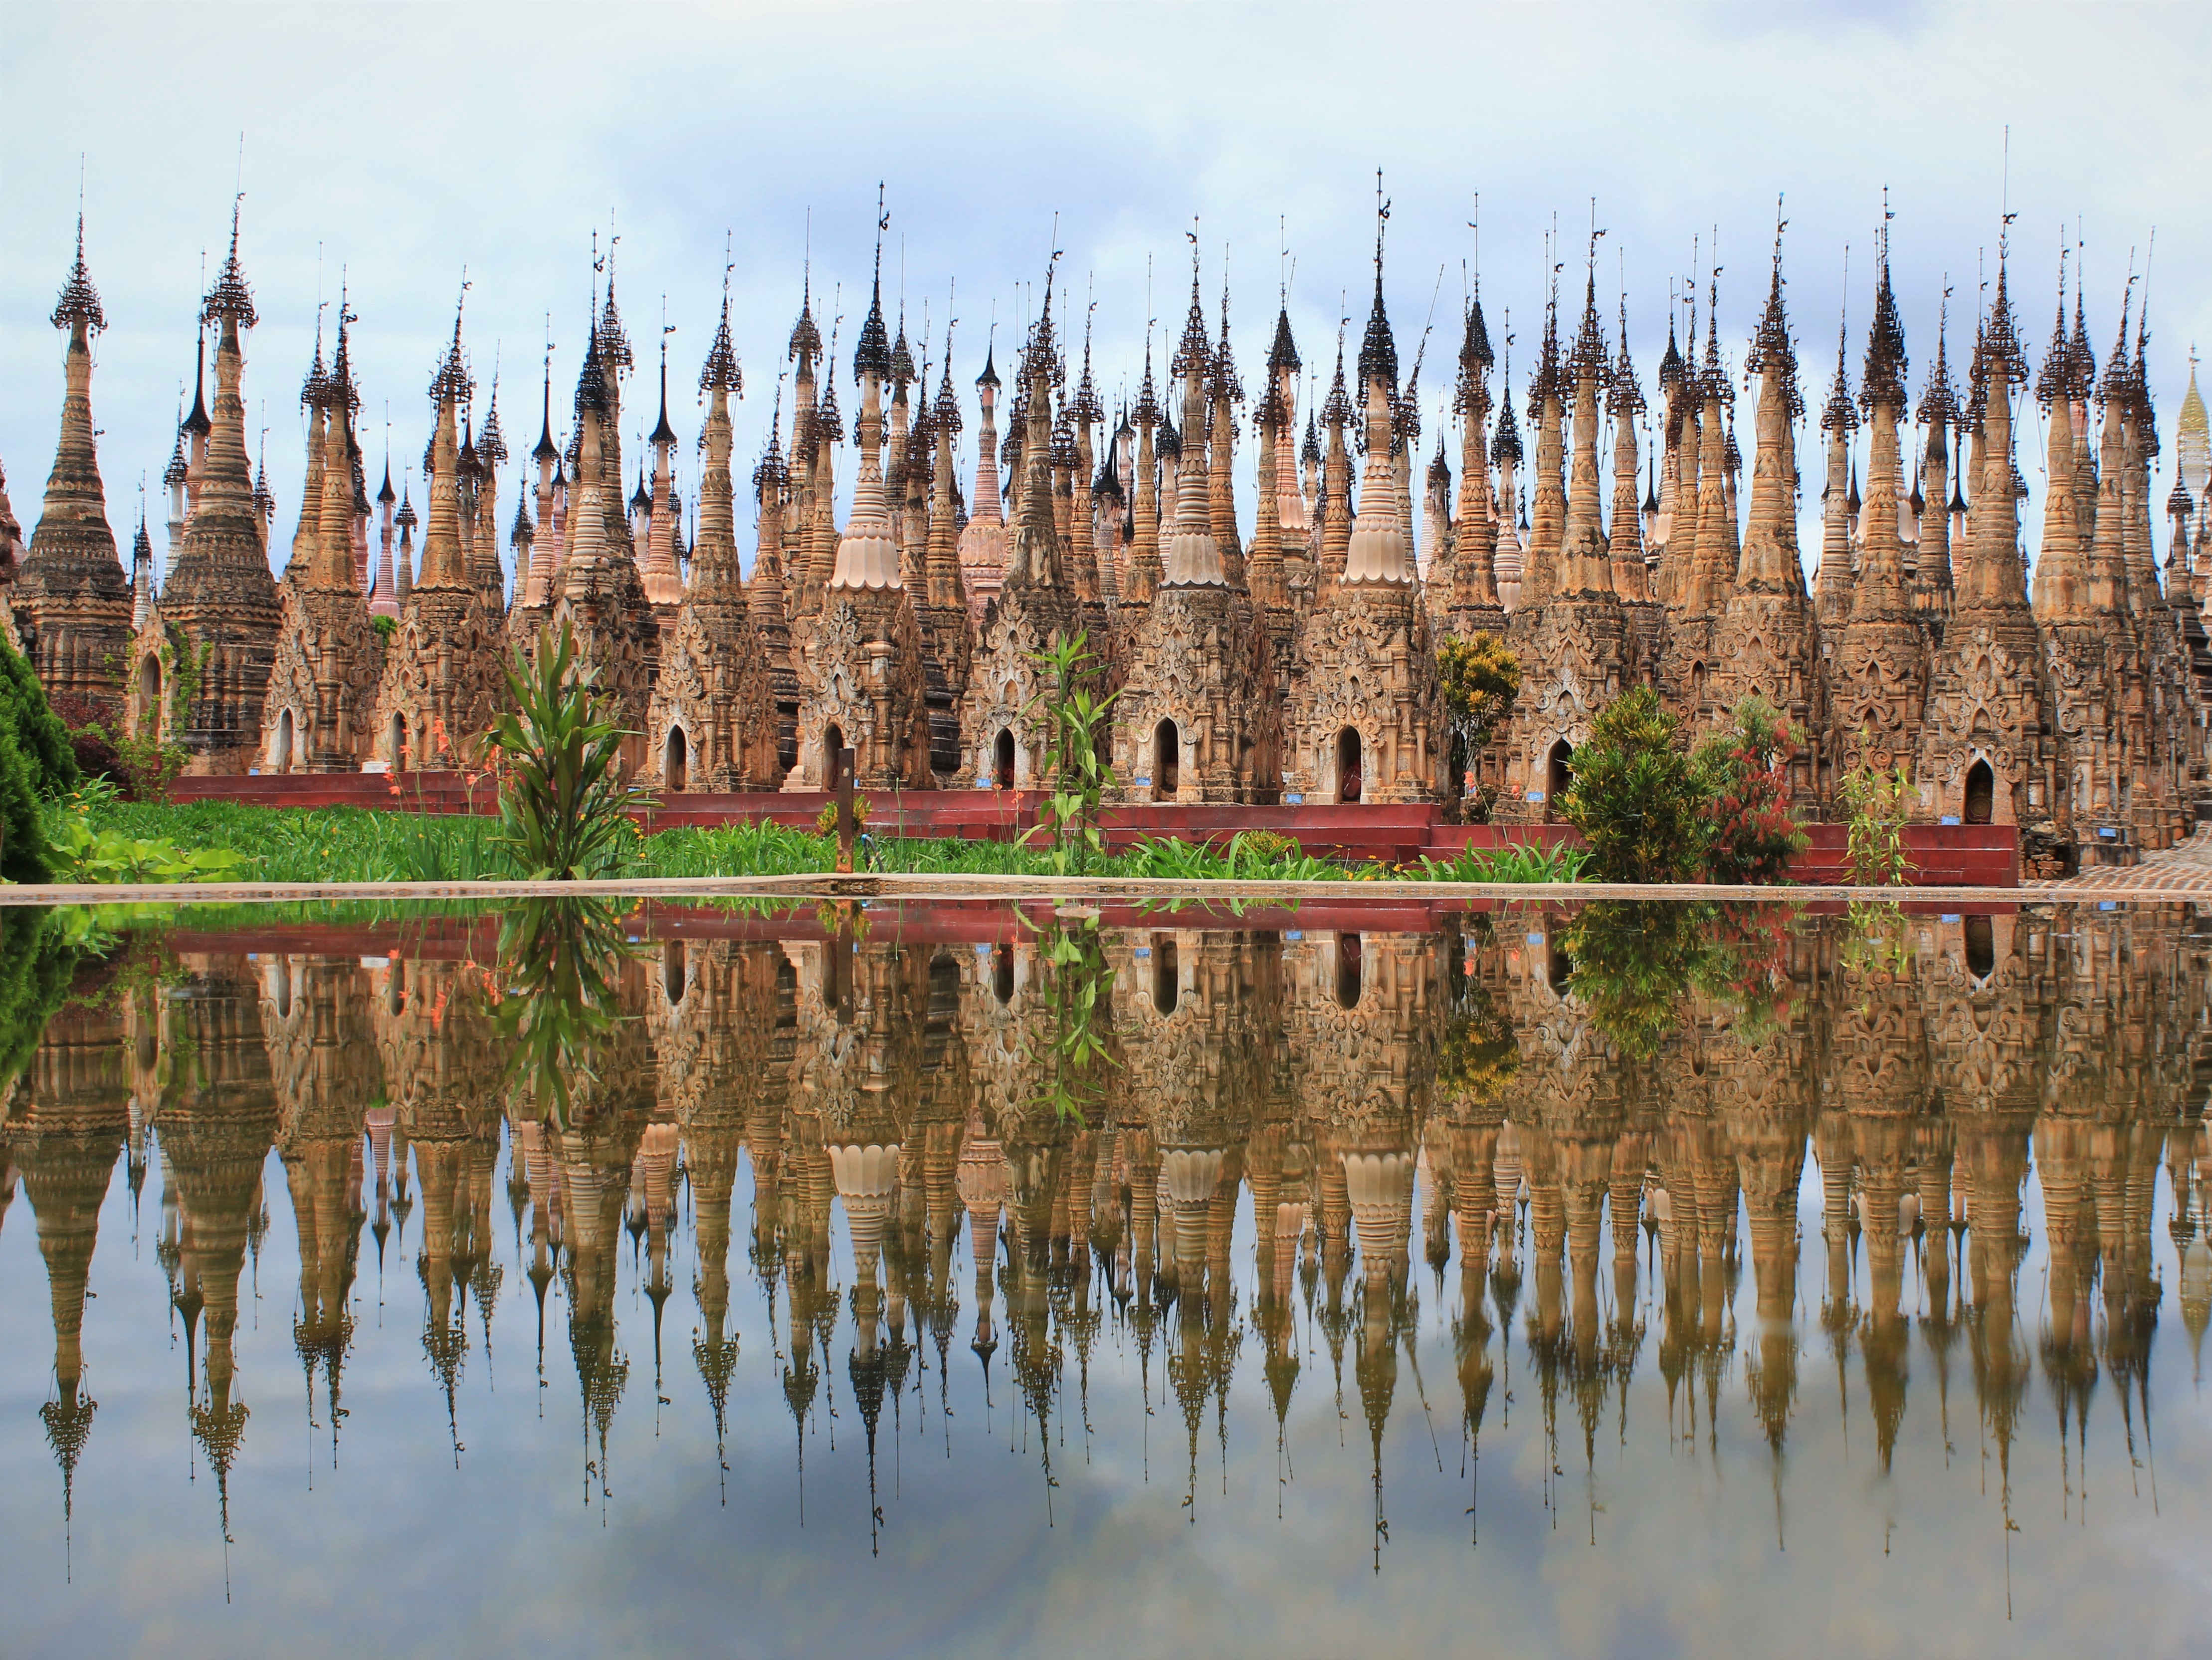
[0,907,82,1098]
[1022,909,1118,1126]
[1557,900,1713,1060]
[1438,977,1520,1105]
[1693,901,1802,1048]
[1839,899,1915,1004]
[490,896,640,1127]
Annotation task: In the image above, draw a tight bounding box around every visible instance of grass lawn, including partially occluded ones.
[45,798,1467,885]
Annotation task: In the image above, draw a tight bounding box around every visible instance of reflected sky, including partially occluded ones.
[2,898,2207,1660]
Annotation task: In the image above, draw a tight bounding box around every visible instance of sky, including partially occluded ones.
[3,0,2208,582]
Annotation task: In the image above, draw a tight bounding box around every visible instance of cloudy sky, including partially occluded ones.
[3,0,2207,579]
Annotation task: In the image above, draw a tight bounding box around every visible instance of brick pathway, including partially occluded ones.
[2027,827,2212,897]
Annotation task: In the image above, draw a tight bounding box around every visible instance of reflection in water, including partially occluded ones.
[1,899,2208,1651]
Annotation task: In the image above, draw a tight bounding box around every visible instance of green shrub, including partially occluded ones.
[0,634,80,881]
[1692,697,1809,883]
[1558,686,1708,884]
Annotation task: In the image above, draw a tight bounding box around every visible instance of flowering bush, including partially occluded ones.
[1692,697,1809,884]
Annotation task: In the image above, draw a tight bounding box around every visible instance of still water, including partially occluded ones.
[1,896,2207,1660]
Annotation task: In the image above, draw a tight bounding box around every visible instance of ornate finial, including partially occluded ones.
[1915,281,1959,434]
[431,277,473,405]
[1208,271,1244,406]
[933,322,964,434]
[1821,247,1857,433]
[854,186,893,384]
[201,195,257,328]
[1858,202,1910,412]
[51,211,105,334]
[1174,231,1209,383]
[1747,206,1802,421]
[1491,317,1523,465]
[599,233,632,372]
[1132,326,1160,427]
[1610,287,1647,419]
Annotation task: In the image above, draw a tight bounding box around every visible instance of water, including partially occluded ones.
[1,896,2207,1660]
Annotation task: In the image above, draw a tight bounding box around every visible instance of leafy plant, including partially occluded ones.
[1124,831,1341,882]
[1437,632,1522,820]
[1020,631,1121,876]
[1418,838,1592,883]
[1558,686,1708,884]
[485,620,647,880]
[1692,697,1809,884]
[49,818,246,883]
[1834,740,1914,886]
[814,794,872,837]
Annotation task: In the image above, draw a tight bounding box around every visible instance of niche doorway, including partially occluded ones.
[1336,729,1363,803]
[1153,721,1180,801]
[1963,759,1994,825]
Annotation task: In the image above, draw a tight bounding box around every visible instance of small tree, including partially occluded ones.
[486,620,645,880]
[1559,685,1707,883]
[1835,738,1914,886]
[1436,632,1521,821]
[1022,630,1120,876]
[1693,696,1809,883]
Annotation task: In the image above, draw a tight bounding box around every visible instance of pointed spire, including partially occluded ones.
[650,335,679,446]
[534,346,560,463]
[183,320,212,437]
[378,459,396,506]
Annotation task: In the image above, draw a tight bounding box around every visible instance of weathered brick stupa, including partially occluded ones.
[14,191,2206,863]
[12,217,132,727]
[262,300,386,771]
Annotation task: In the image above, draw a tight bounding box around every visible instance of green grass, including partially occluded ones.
[40,799,1587,887]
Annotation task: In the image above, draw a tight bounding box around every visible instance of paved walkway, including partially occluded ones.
[2027,827,2212,897]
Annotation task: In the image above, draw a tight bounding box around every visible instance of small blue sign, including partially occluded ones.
[1940,816,1961,826]
[1527,790,1544,802]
